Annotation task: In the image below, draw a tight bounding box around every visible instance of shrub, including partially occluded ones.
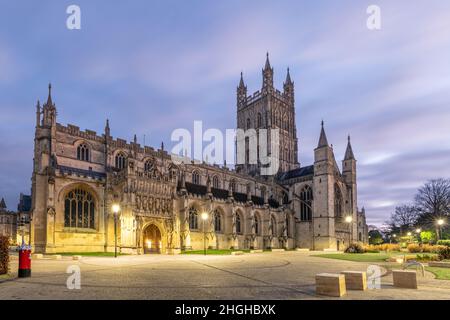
[345,243,365,253]
[0,236,10,275]
[437,240,450,247]
[438,246,450,261]
[407,244,422,253]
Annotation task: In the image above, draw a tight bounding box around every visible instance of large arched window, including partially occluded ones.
[189,207,198,230]
[235,213,242,234]
[271,216,277,236]
[192,171,201,185]
[64,188,95,229]
[214,209,222,232]
[115,152,127,170]
[212,175,220,189]
[334,184,343,218]
[77,143,90,162]
[300,185,313,221]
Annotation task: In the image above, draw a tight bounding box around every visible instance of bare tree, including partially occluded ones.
[388,205,418,235]
[414,178,450,234]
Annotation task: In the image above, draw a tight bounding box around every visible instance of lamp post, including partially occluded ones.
[201,212,209,255]
[437,219,445,241]
[345,216,353,246]
[112,203,121,258]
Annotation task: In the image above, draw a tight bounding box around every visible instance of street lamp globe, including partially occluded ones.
[407,232,412,236]
[112,203,120,214]
[201,212,209,220]
[345,216,352,223]
[415,228,421,233]
[437,219,445,226]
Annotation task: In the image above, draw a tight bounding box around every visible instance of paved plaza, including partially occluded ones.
[1,251,449,300]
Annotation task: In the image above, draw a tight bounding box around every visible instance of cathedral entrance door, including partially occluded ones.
[143,224,162,254]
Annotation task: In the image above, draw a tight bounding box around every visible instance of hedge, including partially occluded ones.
[0,235,9,275]
[437,240,450,247]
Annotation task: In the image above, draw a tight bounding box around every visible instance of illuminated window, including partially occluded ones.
[64,188,95,229]
[189,207,198,230]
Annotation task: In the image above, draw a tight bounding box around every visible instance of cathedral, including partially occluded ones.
[30,54,368,254]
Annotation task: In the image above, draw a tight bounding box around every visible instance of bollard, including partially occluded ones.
[18,243,32,278]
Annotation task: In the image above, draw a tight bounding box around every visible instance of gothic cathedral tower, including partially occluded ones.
[236,53,299,176]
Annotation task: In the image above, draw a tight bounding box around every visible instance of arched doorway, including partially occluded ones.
[143,224,162,254]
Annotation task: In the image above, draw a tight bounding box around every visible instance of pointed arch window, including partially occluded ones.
[212,175,220,189]
[285,215,290,237]
[77,144,90,162]
[235,213,242,234]
[257,113,262,127]
[64,188,95,229]
[214,209,222,232]
[230,179,236,192]
[255,214,260,235]
[271,216,277,236]
[334,184,343,218]
[192,171,201,185]
[189,207,198,230]
[144,159,154,172]
[246,118,251,129]
[300,185,313,221]
[115,152,127,170]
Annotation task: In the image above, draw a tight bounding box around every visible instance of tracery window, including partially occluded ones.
[334,184,343,218]
[192,171,201,185]
[144,159,154,172]
[214,209,222,232]
[77,144,90,162]
[115,152,127,170]
[254,214,260,235]
[189,207,198,230]
[235,213,242,234]
[300,185,313,221]
[64,188,95,229]
[212,175,220,189]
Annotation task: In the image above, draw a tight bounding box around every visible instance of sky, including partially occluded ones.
[0,0,450,226]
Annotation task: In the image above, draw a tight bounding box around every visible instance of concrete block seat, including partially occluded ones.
[341,271,367,290]
[316,273,346,297]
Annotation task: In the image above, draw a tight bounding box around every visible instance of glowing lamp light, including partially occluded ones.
[415,228,421,233]
[112,204,121,214]
[201,212,209,220]
[407,232,412,236]
[396,258,404,264]
[437,219,445,226]
[393,234,397,238]
[345,216,353,223]
[146,240,152,248]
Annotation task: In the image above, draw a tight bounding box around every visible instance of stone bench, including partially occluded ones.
[271,249,285,252]
[231,251,244,255]
[295,248,310,252]
[316,273,346,297]
[250,249,263,253]
[392,270,418,289]
[341,271,367,290]
[31,253,43,259]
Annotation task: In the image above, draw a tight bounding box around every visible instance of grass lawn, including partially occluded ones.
[182,249,251,255]
[426,267,450,280]
[313,253,391,262]
[48,252,128,257]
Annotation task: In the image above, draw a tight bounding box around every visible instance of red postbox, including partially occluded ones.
[18,244,32,278]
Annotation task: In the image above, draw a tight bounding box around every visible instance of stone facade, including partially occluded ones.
[0,198,17,243]
[30,55,368,254]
